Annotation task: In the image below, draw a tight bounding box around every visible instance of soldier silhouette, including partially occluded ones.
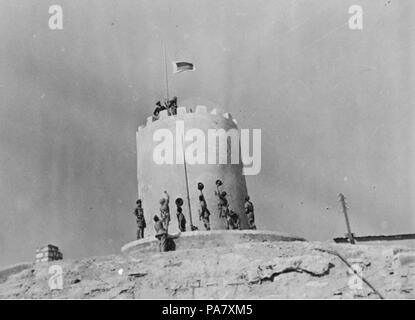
[133,199,146,239]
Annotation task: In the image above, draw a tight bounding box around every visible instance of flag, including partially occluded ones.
[172,61,195,74]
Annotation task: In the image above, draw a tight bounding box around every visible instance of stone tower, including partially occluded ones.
[136,104,249,237]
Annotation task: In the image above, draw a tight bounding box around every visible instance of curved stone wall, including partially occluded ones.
[136,105,249,237]
[121,230,307,255]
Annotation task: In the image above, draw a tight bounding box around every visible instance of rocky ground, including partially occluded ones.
[0,240,414,299]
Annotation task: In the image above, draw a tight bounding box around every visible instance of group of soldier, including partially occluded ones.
[152,96,178,120]
[133,180,256,252]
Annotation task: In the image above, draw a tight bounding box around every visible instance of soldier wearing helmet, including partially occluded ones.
[153,215,168,252]
[214,180,230,229]
[244,195,256,230]
[228,210,241,230]
[169,96,178,115]
[198,194,211,231]
[133,199,146,239]
[159,191,170,230]
[175,198,186,232]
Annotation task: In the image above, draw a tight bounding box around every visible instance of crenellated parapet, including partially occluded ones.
[138,105,239,132]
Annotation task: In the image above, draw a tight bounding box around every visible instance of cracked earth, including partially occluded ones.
[0,240,414,299]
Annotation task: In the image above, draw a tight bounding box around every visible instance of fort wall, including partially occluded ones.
[136,105,249,237]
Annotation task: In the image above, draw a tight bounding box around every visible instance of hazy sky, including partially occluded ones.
[0,0,414,267]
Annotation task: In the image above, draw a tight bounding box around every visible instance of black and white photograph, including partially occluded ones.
[0,0,414,304]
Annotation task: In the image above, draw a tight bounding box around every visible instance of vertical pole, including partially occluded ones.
[339,193,356,244]
[182,135,193,228]
[163,43,170,101]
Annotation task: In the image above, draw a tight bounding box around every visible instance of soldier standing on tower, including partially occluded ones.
[175,198,186,232]
[156,100,165,110]
[153,215,168,252]
[228,210,241,230]
[197,182,211,230]
[244,195,256,229]
[159,191,170,230]
[153,101,165,121]
[214,180,230,229]
[169,96,178,115]
[133,199,146,239]
[198,195,211,230]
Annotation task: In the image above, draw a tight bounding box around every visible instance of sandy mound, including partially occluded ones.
[0,240,414,299]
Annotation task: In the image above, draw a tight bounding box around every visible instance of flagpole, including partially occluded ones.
[163,43,170,101]
[182,135,193,229]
